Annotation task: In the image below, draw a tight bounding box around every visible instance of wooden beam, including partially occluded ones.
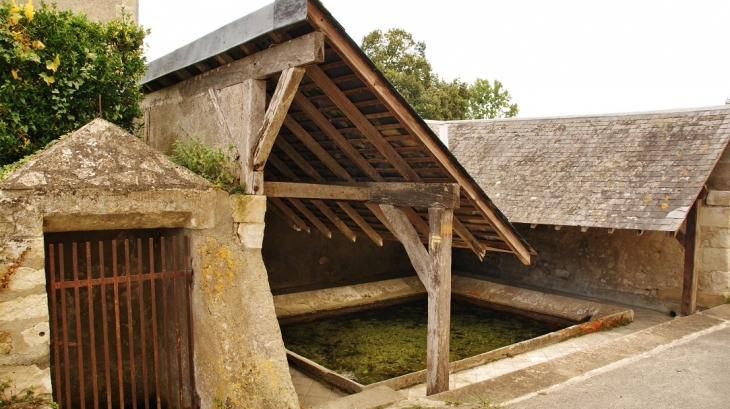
[264,181,460,208]
[378,205,430,286]
[681,200,701,316]
[241,78,266,194]
[402,207,429,237]
[269,142,384,246]
[292,92,384,181]
[306,65,421,181]
[283,115,355,182]
[306,4,531,265]
[289,199,332,239]
[267,201,302,232]
[452,218,487,261]
[312,200,357,242]
[269,197,309,233]
[426,207,453,396]
[252,67,306,171]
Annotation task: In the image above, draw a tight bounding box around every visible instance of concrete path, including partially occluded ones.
[427,304,730,408]
[507,323,730,409]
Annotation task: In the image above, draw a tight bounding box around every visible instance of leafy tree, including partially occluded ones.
[361,28,518,120]
[468,78,518,119]
[0,1,147,165]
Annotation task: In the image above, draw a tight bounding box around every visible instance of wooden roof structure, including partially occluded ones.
[141,0,532,263]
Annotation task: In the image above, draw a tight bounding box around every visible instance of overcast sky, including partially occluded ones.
[139,0,730,118]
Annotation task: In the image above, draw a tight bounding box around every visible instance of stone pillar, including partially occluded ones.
[189,191,297,408]
[0,193,52,396]
[699,191,730,306]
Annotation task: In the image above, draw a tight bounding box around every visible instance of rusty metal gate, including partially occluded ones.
[47,235,196,409]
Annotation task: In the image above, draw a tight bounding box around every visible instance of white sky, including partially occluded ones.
[139,0,730,118]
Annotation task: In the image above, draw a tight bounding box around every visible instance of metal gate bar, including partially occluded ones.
[47,235,195,409]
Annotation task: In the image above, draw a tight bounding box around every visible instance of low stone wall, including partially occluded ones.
[32,0,138,23]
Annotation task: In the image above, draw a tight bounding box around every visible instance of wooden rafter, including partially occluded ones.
[306,3,531,265]
[269,197,310,233]
[306,65,420,182]
[292,92,384,181]
[268,155,356,242]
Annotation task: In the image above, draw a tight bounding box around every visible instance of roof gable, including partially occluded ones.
[446,106,730,231]
[0,119,212,191]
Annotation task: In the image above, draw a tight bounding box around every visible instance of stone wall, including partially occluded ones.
[0,195,50,397]
[32,0,138,23]
[263,211,416,294]
[455,225,692,313]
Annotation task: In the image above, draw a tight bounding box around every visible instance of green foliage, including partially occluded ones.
[0,1,148,166]
[361,28,518,120]
[470,393,503,409]
[0,131,66,181]
[468,78,518,119]
[169,136,245,194]
[0,378,37,406]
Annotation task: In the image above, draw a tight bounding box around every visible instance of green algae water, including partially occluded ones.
[281,299,567,385]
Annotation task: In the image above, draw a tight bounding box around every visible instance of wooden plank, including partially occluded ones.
[292,92,384,181]
[312,200,357,242]
[426,207,453,395]
[402,207,429,237]
[241,79,267,194]
[452,218,487,261]
[681,200,701,316]
[267,157,352,241]
[269,197,310,233]
[339,203,383,246]
[306,65,421,181]
[264,181,460,208]
[252,67,306,170]
[289,199,332,238]
[145,32,324,104]
[283,115,355,182]
[267,201,302,232]
[365,203,397,237]
[378,204,430,287]
[275,137,322,182]
[306,4,531,265]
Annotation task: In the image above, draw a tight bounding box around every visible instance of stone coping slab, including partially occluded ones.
[276,276,633,395]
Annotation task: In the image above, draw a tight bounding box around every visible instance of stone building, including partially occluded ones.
[0,119,299,408]
[429,106,730,314]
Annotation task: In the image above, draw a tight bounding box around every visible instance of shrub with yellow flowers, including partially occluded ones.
[0,1,148,165]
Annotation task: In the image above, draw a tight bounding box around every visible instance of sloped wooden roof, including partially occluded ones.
[141,0,532,262]
[0,119,212,191]
[442,106,730,232]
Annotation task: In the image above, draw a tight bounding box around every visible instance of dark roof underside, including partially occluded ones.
[141,0,533,259]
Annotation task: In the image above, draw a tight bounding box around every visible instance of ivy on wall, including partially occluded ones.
[0,1,148,165]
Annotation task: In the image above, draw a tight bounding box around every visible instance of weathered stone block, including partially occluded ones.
[0,365,52,395]
[7,268,45,292]
[700,226,730,249]
[0,293,49,322]
[230,194,267,224]
[706,190,730,206]
[21,322,49,348]
[237,222,265,249]
[699,206,730,228]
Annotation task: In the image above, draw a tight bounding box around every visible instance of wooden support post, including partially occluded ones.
[681,200,701,316]
[426,207,453,396]
[379,204,454,395]
[241,78,266,194]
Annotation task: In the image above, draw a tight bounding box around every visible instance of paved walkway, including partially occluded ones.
[507,323,730,409]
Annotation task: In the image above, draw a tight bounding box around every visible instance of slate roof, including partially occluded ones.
[443,106,730,232]
[0,119,212,191]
